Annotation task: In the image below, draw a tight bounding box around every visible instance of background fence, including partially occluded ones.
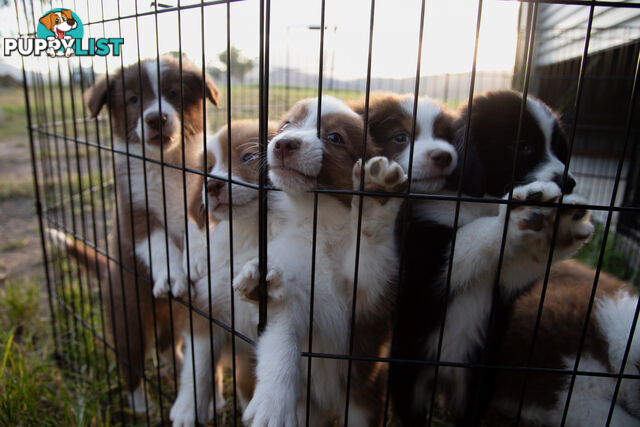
[8,0,640,425]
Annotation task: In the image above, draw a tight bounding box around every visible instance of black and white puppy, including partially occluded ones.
[494,260,640,426]
[388,90,594,425]
[233,96,406,426]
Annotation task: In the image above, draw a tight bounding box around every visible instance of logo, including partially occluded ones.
[3,8,123,57]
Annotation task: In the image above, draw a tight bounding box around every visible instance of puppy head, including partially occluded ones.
[188,120,278,225]
[85,56,219,157]
[39,10,77,37]
[450,90,574,197]
[268,96,377,197]
[352,92,458,194]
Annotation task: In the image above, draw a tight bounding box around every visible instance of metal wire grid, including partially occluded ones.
[14,0,640,425]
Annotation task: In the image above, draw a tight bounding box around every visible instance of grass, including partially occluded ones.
[0,277,111,426]
[0,88,27,140]
[0,239,27,254]
[576,221,639,284]
[0,177,33,201]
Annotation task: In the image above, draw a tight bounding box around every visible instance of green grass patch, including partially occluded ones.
[576,222,639,284]
[0,276,119,426]
[0,178,33,201]
[0,88,27,140]
[0,239,27,254]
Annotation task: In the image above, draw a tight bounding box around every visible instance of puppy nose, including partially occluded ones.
[145,112,167,131]
[427,149,452,169]
[553,173,576,194]
[207,179,225,197]
[67,18,76,26]
[273,139,301,158]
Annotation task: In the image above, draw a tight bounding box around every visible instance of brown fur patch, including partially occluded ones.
[317,112,380,198]
[84,57,218,144]
[494,259,633,410]
[351,92,416,160]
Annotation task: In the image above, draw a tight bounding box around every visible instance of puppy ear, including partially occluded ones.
[84,75,109,119]
[204,74,220,107]
[39,13,54,31]
[446,126,486,196]
[187,152,209,230]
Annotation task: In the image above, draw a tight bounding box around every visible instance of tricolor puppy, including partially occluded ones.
[39,9,77,39]
[494,260,640,427]
[171,119,280,426]
[233,96,406,426]
[82,56,219,412]
[350,92,458,194]
[388,90,594,426]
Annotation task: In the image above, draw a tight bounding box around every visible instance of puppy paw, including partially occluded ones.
[152,272,191,298]
[352,156,408,202]
[556,194,595,250]
[152,274,171,298]
[243,385,298,427]
[129,385,155,414]
[169,393,196,427]
[233,258,284,302]
[507,181,561,232]
[170,274,192,298]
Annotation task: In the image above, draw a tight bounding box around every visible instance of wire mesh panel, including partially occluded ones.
[13,0,640,425]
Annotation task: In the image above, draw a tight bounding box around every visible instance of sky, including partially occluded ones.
[2,0,520,80]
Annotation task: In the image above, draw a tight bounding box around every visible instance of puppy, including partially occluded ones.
[81,56,219,412]
[494,260,640,426]
[170,119,280,426]
[232,96,407,426]
[388,90,594,425]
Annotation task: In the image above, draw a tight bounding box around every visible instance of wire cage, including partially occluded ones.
[13,0,640,425]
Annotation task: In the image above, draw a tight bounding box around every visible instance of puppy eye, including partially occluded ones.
[326,133,343,145]
[281,121,291,130]
[520,144,535,156]
[168,89,178,99]
[242,153,255,163]
[128,95,138,105]
[393,132,409,144]
[55,18,60,23]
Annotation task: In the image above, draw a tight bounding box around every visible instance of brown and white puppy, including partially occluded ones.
[82,56,219,412]
[233,96,407,426]
[494,260,640,426]
[171,119,280,426]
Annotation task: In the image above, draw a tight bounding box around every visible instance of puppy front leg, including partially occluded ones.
[498,182,593,293]
[170,330,217,426]
[182,220,211,283]
[136,230,189,298]
[243,302,306,427]
[344,157,407,302]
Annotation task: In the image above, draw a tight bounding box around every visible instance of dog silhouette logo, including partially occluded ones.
[36,8,83,57]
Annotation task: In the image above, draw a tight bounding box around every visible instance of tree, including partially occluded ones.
[218,47,254,85]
